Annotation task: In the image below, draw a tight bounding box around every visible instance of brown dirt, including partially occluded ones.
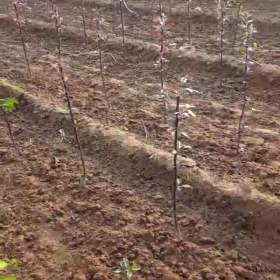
[0,0,279,279]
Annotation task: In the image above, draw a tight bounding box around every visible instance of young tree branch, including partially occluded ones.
[159,0,166,109]
[54,7,87,185]
[1,106,22,155]
[232,1,242,54]
[219,4,226,87]
[187,0,191,44]
[173,95,181,239]
[120,0,126,63]
[81,0,88,48]
[237,13,253,155]
[14,2,31,76]
[96,18,111,110]
[20,2,31,38]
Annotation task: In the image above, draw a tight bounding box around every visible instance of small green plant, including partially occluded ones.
[0,98,18,112]
[115,257,141,279]
[182,172,190,183]
[192,6,202,16]
[0,259,20,280]
[0,98,21,155]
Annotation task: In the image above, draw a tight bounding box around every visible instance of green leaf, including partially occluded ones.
[131,263,141,271]
[0,261,9,270]
[126,270,133,279]
[0,98,18,112]
[9,260,21,267]
[192,7,203,16]
[0,276,17,280]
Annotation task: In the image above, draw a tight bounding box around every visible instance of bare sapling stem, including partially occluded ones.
[187,0,191,44]
[159,0,166,109]
[169,0,172,15]
[220,13,224,87]
[117,0,134,60]
[20,2,31,37]
[50,0,54,12]
[119,0,126,63]
[6,1,10,18]
[218,2,226,87]
[1,107,22,155]
[96,19,111,110]
[111,0,115,12]
[236,14,253,155]
[47,0,50,14]
[81,0,88,48]
[6,0,12,32]
[54,7,87,186]
[14,3,31,76]
[232,1,241,54]
[150,0,154,19]
[168,82,198,238]
[173,95,181,239]
[122,0,135,14]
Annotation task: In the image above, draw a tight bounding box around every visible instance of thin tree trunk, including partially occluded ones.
[1,107,22,155]
[47,0,50,14]
[122,0,134,14]
[96,19,111,110]
[6,1,12,32]
[232,2,241,54]
[54,7,87,186]
[159,0,165,109]
[14,3,31,76]
[50,0,54,12]
[236,28,250,155]
[173,95,181,239]
[21,4,31,37]
[120,0,126,63]
[150,0,154,20]
[187,0,191,44]
[81,0,88,48]
[220,8,225,87]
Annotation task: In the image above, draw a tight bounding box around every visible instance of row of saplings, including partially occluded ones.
[1,0,256,278]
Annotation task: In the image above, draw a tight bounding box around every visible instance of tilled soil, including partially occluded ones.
[11,0,280,64]
[1,78,280,280]
[0,0,279,279]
